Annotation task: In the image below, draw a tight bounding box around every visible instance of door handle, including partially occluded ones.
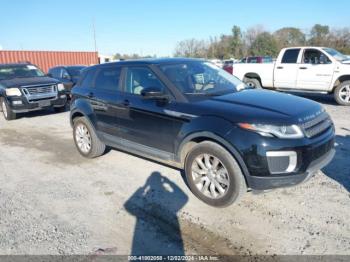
[276,66,284,69]
[299,67,308,70]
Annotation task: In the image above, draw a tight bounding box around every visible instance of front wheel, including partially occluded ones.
[334,81,350,106]
[184,141,247,207]
[73,117,106,158]
[1,97,17,120]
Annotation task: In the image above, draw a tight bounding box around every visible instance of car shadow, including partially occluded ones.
[123,171,189,255]
[323,134,350,192]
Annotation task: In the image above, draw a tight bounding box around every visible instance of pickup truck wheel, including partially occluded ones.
[1,98,17,121]
[73,117,106,158]
[334,81,350,106]
[243,78,262,89]
[184,141,247,207]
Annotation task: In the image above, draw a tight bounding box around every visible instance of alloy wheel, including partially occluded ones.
[75,123,92,153]
[339,85,350,103]
[191,154,230,199]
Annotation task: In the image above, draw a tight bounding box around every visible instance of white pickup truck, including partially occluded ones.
[232,47,350,105]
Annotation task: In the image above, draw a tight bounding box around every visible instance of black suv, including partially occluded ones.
[48,66,86,94]
[70,58,335,207]
[0,63,67,120]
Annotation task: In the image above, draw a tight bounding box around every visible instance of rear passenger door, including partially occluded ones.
[273,48,301,89]
[86,66,124,137]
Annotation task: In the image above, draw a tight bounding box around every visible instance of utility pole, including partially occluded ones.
[92,18,97,53]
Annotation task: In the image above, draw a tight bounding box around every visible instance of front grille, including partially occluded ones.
[21,84,58,103]
[23,85,56,95]
[300,113,333,138]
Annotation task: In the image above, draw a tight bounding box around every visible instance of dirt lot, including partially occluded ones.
[0,94,349,256]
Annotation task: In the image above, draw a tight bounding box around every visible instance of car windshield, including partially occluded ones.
[323,48,348,62]
[159,61,245,97]
[0,64,45,80]
[67,66,86,77]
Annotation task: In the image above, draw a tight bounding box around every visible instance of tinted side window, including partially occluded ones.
[125,67,165,95]
[49,68,59,78]
[303,49,331,64]
[281,49,300,64]
[80,69,97,88]
[95,67,121,91]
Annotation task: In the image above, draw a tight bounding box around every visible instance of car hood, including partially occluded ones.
[0,76,60,88]
[191,89,324,125]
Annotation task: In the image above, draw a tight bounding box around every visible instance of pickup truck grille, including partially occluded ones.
[300,113,333,138]
[22,84,58,103]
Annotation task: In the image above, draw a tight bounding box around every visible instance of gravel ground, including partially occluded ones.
[0,94,349,256]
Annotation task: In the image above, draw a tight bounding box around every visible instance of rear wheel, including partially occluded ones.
[243,78,262,89]
[73,117,106,158]
[1,97,17,120]
[184,141,247,207]
[334,81,350,106]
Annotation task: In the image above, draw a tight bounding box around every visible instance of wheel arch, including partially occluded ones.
[332,75,350,92]
[176,131,251,185]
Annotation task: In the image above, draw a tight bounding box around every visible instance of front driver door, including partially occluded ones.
[296,49,335,90]
[118,66,182,155]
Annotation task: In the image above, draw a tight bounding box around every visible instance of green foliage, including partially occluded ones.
[173,24,350,59]
[250,32,278,56]
[274,27,306,49]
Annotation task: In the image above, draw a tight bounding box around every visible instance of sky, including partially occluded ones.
[0,0,348,56]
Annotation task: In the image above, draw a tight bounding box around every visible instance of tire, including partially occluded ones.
[244,78,262,89]
[73,117,106,158]
[184,141,247,207]
[1,97,17,121]
[334,81,350,106]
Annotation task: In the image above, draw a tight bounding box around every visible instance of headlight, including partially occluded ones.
[57,83,65,91]
[238,123,304,139]
[5,88,22,96]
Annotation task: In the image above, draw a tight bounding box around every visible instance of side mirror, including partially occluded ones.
[141,87,167,99]
[63,74,71,80]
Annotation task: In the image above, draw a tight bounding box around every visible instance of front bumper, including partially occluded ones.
[247,148,335,190]
[6,94,67,113]
[225,125,335,190]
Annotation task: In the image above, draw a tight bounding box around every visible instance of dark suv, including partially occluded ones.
[70,58,335,207]
[48,66,86,94]
[0,63,67,120]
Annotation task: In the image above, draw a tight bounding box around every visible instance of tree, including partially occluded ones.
[174,38,208,58]
[244,25,265,48]
[309,24,330,46]
[250,32,278,56]
[274,27,306,49]
[230,25,244,58]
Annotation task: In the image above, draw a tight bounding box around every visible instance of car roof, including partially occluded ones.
[88,57,204,69]
[50,65,87,69]
[0,63,32,68]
